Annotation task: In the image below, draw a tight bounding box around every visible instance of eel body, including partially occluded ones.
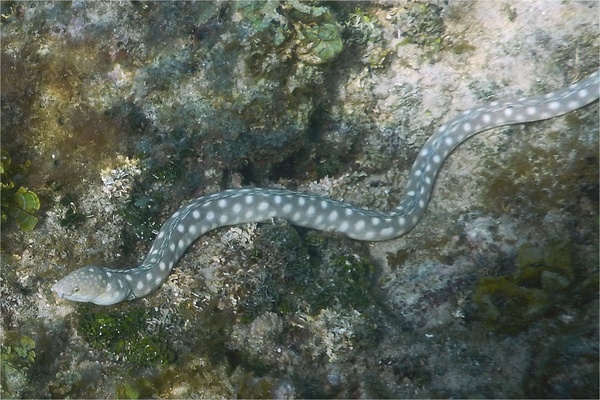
[52,70,599,305]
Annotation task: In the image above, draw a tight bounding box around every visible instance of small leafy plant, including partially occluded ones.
[1,149,40,231]
[1,333,36,397]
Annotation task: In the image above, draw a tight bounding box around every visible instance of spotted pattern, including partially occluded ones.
[51,70,599,305]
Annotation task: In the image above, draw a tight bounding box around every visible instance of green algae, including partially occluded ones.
[103,348,237,398]
[302,234,377,309]
[472,240,596,334]
[294,21,343,65]
[116,381,140,399]
[473,276,548,334]
[324,253,376,310]
[3,186,40,231]
[397,2,445,57]
[1,333,36,366]
[481,126,599,217]
[1,333,36,398]
[243,223,312,319]
[1,150,40,231]
[235,0,343,66]
[110,349,237,398]
[393,2,476,60]
[344,7,391,69]
[120,187,165,252]
[113,153,197,257]
[77,307,176,367]
[58,193,87,229]
[241,223,378,319]
[287,0,344,65]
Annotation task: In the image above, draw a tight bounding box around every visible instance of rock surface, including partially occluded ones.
[1,1,598,398]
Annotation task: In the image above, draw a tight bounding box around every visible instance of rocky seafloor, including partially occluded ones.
[1,1,598,398]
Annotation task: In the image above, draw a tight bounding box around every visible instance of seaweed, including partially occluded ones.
[77,307,176,367]
[472,240,596,334]
[1,333,36,398]
[0,149,40,231]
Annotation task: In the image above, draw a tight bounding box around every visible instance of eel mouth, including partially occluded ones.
[51,282,67,299]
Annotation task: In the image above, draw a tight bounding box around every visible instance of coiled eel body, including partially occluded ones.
[52,70,599,305]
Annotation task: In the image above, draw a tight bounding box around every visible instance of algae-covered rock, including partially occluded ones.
[1,150,40,231]
[294,21,343,65]
[396,2,445,57]
[1,1,598,398]
[472,240,592,333]
[77,307,176,367]
[1,333,36,398]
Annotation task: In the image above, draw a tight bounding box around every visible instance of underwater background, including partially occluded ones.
[1,1,598,398]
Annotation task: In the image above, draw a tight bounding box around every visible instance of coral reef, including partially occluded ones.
[1,1,597,398]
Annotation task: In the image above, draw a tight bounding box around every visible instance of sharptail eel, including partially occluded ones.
[52,70,599,305]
